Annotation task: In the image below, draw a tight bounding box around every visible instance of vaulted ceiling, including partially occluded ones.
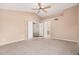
[0,3,78,19]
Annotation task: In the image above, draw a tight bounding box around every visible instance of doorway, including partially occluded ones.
[27,20,51,40]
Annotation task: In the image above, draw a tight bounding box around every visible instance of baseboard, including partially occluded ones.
[52,38,78,43]
[0,39,25,46]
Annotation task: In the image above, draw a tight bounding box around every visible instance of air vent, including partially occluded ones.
[54,18,58,20]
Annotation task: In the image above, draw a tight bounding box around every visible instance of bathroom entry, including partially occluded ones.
[33,22,44,37]
[27,21,51,40]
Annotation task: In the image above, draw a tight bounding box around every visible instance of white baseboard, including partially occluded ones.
[0,39,25,46]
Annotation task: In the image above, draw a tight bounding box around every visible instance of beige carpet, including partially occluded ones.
[0,39,78,55]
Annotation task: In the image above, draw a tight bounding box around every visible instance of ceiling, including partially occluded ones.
[0,3,78,18]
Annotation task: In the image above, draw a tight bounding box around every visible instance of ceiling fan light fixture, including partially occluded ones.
[32,3,52,14]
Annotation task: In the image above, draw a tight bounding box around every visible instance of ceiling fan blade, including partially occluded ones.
[32,8,40,10]
[42,6,51,9]
[42,9,48,13]
[38,3,41,8]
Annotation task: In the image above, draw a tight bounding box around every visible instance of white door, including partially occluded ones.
[39,23,44,37]
[44,21,51,38]
[27,21,33,40]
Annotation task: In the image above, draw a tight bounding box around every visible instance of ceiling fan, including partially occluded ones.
[32,3,51,14]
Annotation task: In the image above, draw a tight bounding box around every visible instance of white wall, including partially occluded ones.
[50,6,78,42]
[78,5,79,44]
[0,9,40,45]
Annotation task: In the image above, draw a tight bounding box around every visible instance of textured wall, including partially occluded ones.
[78,5,79,45]
[0,9,40,45]
[45,6,78,42]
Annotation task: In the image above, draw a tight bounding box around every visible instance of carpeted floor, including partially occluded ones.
[0,39,78,55]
